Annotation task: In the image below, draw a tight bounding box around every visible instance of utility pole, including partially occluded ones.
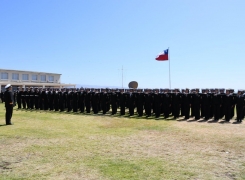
[118,65,124,88]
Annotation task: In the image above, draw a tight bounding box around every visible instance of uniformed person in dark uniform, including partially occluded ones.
[208,88,221,122]
[168,89,174,116]
[119,89,126,115]
[219,89,226,119]
[159,89,164,115]
[180,89,185,117]
[190,89,195,117]
[235,90,244,123]
[45,88,50,110]
[85,88,92,113]
[59,88,65,112]
[4,84,15,125]
[106,88,111,112]
[41,88,48,110]
[198,89,210,122]
[26,87,30,109]
[72,88,78,112]
[79,88,85,113]
[220,89,233,123]
[101,88,109,114]
[92,89,100,114]
[63,89,68,109]
[13,90,17,105]
[153,89,161,118]
[0,92,4,103]
[34,88,40,109]
[172,88,181,119]
[230,89,236,119]
[183,88,191,120]
[128,89,135,116]
[29,87,35,109]
[136,89,144,117]
[67,88,73,112]
[200,89,205,118]
[242,90,245,120]
[144,89,153,117]
[209,89,215,119]
[191,89,201,120]
[48,88,54,111]
[39,88,43,110]
[162,89,171,119]
[110,89,118,115]
[16,87,22,109]
[116,89,120,110]
[54,89,59,111]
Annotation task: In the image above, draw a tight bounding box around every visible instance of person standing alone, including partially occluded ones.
[4,84,15,125]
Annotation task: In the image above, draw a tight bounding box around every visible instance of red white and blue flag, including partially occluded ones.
[155,49,169,61]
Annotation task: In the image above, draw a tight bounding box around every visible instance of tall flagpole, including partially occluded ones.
[122,65,123,88]
[169,47,171,89]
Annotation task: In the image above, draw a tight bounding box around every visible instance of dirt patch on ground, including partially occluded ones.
[87,121,245,179]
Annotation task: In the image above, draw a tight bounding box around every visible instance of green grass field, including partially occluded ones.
[1,103,245,180]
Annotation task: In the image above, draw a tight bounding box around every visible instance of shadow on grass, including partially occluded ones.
[14,108,185,122]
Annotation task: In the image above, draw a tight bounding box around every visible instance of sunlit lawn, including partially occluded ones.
[1,103,245,180]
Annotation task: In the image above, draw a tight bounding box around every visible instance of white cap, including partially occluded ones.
[5,84,11,89]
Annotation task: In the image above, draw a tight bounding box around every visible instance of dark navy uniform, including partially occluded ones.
[153,89,161,118]
[72,89,78,112]
[92,90,100,114]
[111,90,118,115]
[223,90,233,122]
[172,89,181,119]
[4,84,15,125]
[34,88,40,109]
[48,89,54,111]
[127,90,136,116]
[59,89,65,112]
[212,89,222,121]
[67,89,73,112]
[183,89,191,120]
[29,87,35,109]
[162,89,171,119]
[236,90,244,123]
[16,87,22,109]
[119,89,126,115]
[101,89,109,114]
[144,90,153,117]
[202,89,211,120]
[26,88,30,109]
[54,89,59,111]
[85,89,92,113]
[79,89,85,113]
[136,89,144,117]
[192,89,201,120]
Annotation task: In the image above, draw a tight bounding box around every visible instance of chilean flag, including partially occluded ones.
[155,49,169,61]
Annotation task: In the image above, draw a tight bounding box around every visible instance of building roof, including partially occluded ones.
[0,69,61,75]
[0,82,75,87]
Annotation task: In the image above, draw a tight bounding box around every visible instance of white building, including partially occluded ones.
[0,69,76,92]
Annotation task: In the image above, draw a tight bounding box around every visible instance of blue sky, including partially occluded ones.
[1,0,245,89]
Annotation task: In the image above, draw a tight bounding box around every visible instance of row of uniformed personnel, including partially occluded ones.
[11,87,245,123]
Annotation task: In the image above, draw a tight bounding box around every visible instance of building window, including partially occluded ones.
[1,72,8,80]
[40,75,46,82]
[32,74,38,81]
[22,74,29,81]
[12,73,19,80]
[48,76,54,82]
